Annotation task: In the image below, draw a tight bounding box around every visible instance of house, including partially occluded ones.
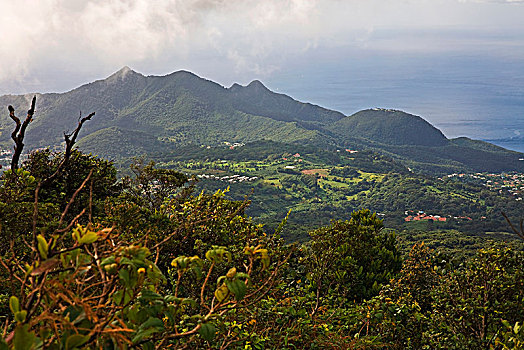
[405,213,447,222]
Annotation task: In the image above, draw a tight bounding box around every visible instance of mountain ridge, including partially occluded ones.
[1,67,522,174]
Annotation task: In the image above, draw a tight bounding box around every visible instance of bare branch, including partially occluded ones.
[57,169,94,228]
[55,208,86,234]
[63,112,95,164]
[501,211,524,241]
[9,96,36,170]
[31,109,95,243]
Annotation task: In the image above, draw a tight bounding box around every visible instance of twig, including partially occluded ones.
[501,212,524,240]
[55,208,86,234]
[62,112,95,168]
[57,169,94,228]
[200,262,215,308]
[89,178,94,222]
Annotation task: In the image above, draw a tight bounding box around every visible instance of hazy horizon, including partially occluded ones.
[1,0,524,151]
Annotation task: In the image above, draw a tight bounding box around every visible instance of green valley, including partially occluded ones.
[153,140,524,251]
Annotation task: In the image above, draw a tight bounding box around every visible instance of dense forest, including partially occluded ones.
[0,99,523,349]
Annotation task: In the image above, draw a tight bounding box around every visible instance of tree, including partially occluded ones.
[305,209,402,312]
[429,245,524,349]
[7,97,35,171]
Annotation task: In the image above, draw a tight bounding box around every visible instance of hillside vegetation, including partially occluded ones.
[1,67,523,175]
[0,96,523,348]
[155,140,524,245]
[0,95,523,349]
[330,108,448,146]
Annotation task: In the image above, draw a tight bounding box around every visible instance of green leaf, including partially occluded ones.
[181,298,197,308]
[9,296,20,314]
[14,310,27,323]
[199,323,216,342]
[13,324,37,350]
[131,328,159,344]
[142,342,154,350]
[100,256,115,266]
[205,250,216,262]
[118,269,130,284]
[139,317,164,330]
[502,319,511,329]
[65,334,89,350]
[78,231,98,245]
[205,247,231,263]
[214,283,230,303]
[104,263,118,274]
[131,318,165,345]
[226,267,237,278]
[514,321,521,334]
[37,234,48,260]
[113,290,132,305]
[225,279,247,301]
[140,290,163,301]
[254,248,270,270]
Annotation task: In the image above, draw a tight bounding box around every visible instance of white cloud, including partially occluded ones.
[1,0,524,93]
[459,0,524,3]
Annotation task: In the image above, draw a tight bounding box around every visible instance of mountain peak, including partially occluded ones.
[246,80,268,90]
[229,83,242,90]
[168,70,198,78]
[106,66,143,82]
[228,80,271,94]
[333,109,449,147]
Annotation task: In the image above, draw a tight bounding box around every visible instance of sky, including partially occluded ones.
[1,0,524,95]
[2,0,524,150]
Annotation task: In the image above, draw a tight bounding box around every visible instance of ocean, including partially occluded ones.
[266,54,524,153]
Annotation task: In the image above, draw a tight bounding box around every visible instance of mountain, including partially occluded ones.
[229,80,344,128]
[330,108,448,147]
[328,109,524,173]
[0,67,332,157]
[1,67,523,174]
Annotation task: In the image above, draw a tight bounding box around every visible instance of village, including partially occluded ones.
[196,173,258,184]
[444,172,524,201]
[0,149,12,169]
[404,210,475,222]
[223,141,245,150]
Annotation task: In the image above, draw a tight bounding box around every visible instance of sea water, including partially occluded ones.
[267,54,524,153]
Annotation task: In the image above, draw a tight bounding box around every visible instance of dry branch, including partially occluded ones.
[8,96,36,170]
[501,211,524,241]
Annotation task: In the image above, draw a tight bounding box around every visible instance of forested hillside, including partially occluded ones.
[1,67,523,175]
[0,97,522,349]
[330,108,448,146]
[149,140,523,238]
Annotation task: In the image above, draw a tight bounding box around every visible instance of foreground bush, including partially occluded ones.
[1,223,275,349]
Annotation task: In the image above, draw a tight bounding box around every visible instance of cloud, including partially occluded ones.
[459,0,524,3]
[1,0,524,93]
[0,0,228,89]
